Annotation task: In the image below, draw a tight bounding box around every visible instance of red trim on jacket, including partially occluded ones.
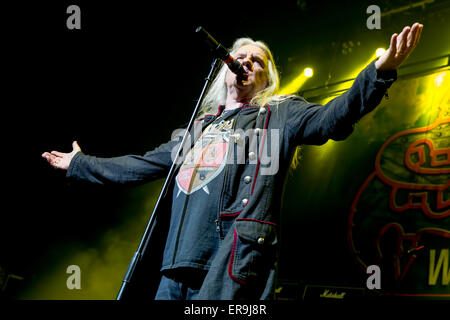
[228,228,248,285]
[236,218,277,226]
[219,211,242,218]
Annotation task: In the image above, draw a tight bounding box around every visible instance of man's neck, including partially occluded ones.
[224,97,248,111]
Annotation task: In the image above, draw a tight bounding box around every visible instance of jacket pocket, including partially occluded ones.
[228,219,277,284]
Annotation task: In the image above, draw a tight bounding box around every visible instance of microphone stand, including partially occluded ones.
[116,56,220,300]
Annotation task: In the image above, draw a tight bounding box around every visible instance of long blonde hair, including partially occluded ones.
[199,37,282,116]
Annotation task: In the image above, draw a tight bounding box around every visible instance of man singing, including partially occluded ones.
[42,23,423,300]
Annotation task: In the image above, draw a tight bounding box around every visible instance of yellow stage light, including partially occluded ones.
[376,48,386,58]
[304,67,314,77]
[279,67,314,95]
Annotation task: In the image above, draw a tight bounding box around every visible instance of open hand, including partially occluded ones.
[375,22,423,71]
[42,141,81,170]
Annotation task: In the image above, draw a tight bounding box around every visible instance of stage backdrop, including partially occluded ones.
[280,69,449,298]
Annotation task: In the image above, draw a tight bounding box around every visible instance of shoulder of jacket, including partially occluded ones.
[268,95,309,110]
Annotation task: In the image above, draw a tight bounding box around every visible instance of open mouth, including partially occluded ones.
[236,73,249,86]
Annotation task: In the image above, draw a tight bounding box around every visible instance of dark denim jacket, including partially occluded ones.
[66,60,396,299]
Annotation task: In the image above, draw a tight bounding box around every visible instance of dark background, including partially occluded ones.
[1,0,449,299]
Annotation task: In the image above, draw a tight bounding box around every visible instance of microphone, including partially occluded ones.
[195,26,246,79]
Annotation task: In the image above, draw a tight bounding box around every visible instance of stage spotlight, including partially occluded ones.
[278,66,314,95]
[304,67,314,77]
[376,48,386,58]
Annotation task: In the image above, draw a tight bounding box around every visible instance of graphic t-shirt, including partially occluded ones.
[161,110,238,272]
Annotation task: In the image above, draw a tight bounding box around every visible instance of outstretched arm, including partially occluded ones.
[42,139,181,185]
[285,23,423,145]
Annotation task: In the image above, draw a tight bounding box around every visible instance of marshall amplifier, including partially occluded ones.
[302,285,367,301]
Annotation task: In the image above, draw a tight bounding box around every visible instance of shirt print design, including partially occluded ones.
[176,118,234,196]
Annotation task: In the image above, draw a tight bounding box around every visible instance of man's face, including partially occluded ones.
[225,44,269,101]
